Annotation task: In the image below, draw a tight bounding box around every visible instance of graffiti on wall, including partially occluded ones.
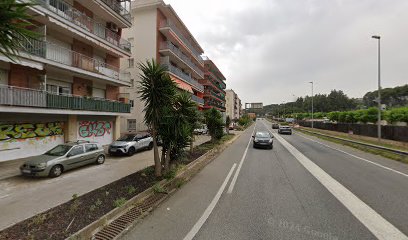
[78,121,112,138]
[0,122,64,141]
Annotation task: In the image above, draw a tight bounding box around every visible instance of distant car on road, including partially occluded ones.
[109,132,153,156]
[20,141,105,178]
[252,131,274,149]
[194,124,208,135]
[272,123,279,129]
[278,125,292,135]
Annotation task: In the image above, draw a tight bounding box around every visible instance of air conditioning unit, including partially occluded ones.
[107,22,118,32]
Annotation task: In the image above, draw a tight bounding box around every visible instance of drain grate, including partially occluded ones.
[93,192,168,240]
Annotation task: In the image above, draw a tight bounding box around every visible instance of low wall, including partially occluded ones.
[297,121,408,142]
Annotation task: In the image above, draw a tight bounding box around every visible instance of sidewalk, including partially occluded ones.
[0,135,210,231]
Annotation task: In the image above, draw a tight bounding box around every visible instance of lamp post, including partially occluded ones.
[309,81,314,128]
[372,35,381,141]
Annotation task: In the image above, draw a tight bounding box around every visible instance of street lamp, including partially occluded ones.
[309,81,314,128]
[372,35,381,141]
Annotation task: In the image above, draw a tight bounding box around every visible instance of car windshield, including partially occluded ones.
[44,145,72,156]
[255,132,270,138]
[118,135,136,141]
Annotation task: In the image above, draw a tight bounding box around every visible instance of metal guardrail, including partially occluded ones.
[20,37,131,84]
[160,57,204,92]
[296,128,408,156]
[38,0,131,53]
[191,94,204,105]
[99,0,131,22]
[160,41,204,77]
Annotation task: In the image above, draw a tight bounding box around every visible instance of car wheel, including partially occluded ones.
[148,142,153,150]
[127,147,136,156]
[49,165,63,178]
[96,155,105,164]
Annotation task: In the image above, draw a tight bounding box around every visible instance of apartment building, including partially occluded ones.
[120,0,205,132]
[199,57,226,116]
[0,0,132,161]
[225,89,242,121]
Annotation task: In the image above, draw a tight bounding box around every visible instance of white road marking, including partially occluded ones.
[295,131,408,179]
[0,194,10,199]
[262,121,408,240]
[227,122,256,194]
[183,163,237,240]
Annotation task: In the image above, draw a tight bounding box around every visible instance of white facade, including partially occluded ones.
[225,89,242,120]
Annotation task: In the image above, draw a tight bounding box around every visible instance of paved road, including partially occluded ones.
[0,135,210,231]
[121,120,408,240]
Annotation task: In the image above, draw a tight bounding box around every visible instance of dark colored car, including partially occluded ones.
[272,123,279,129]
[278,126,292,135]
[252,131,274,149]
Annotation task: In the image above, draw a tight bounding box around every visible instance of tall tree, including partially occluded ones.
[138,59,176,177]
[0,0,38,61]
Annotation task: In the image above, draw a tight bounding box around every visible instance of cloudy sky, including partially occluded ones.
[166,0,408,105]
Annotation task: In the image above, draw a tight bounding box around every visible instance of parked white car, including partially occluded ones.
[108,132,153,156]
[194,124,208,135]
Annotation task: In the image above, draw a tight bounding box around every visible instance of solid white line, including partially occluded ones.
[183,163,237,240]
[0,194,10,199]
[261,121,408,240]
[295,131,408,179]
[227,122,256,194]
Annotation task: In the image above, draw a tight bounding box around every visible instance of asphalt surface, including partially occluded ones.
[0,135,211,231]
[121,120,408,240]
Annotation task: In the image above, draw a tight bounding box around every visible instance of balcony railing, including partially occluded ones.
[0,85,131,113]
[159,20,203,65]
[207,71,226,89]
[191,94,204,105]
[37,0,131,53]
[161,57,204,92]
[160,41,204,77]
[99,0,131,22]
[205,90,225,101]
[20,37,130,84]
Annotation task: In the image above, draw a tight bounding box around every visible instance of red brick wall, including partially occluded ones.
[106,85,119,100]
[9,64,44,88]
[72,39,93,58]
[73,1,93,32]
[73,77,92,96]
[156,9,167,61]
[106,54,119,69]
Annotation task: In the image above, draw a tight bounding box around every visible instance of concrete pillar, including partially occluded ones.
[114,115,121,140]
[65,115,78,142]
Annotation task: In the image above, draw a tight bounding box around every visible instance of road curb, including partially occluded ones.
[67,132,244,240]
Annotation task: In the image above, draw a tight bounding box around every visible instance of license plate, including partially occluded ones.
[110,149,117,152]
[22,169,31,174]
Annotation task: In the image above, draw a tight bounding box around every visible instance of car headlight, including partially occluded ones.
[269,139,273,143]
[36,162,47,169]
[254,138,259,142]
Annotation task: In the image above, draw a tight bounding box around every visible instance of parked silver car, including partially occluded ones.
[278,125,292,135]
[20,141,105,178]
[109,132,153,156]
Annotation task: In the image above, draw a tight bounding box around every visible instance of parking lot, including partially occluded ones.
[0,135,210,231]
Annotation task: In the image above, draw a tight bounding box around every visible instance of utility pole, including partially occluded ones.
[372,35,381,141]
[309,81,314,128]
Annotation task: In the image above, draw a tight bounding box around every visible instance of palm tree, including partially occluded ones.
[0,0,39,61]
[159,92,196,173]
[138,59,176,177]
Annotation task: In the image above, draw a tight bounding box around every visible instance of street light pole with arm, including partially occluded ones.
[372,35,381,141]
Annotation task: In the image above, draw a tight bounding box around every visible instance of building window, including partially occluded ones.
[127,119,136,131]
[128,58,134,68]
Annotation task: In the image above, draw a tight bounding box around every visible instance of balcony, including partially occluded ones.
[204,90,225,102]
[160,41,204,78]
[191,95,204,105]
[159,20,203,65]
[99,0,131,22]
[207,71,226,89]
[37,0,131,53]
[20,37,131,85]
[0,85,131,113]
[160,57,204,92]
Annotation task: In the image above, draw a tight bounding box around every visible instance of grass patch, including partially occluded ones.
[113,198,127,208]
[297,129,408,163]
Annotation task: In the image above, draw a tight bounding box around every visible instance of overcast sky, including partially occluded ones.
[166,0,408,105]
